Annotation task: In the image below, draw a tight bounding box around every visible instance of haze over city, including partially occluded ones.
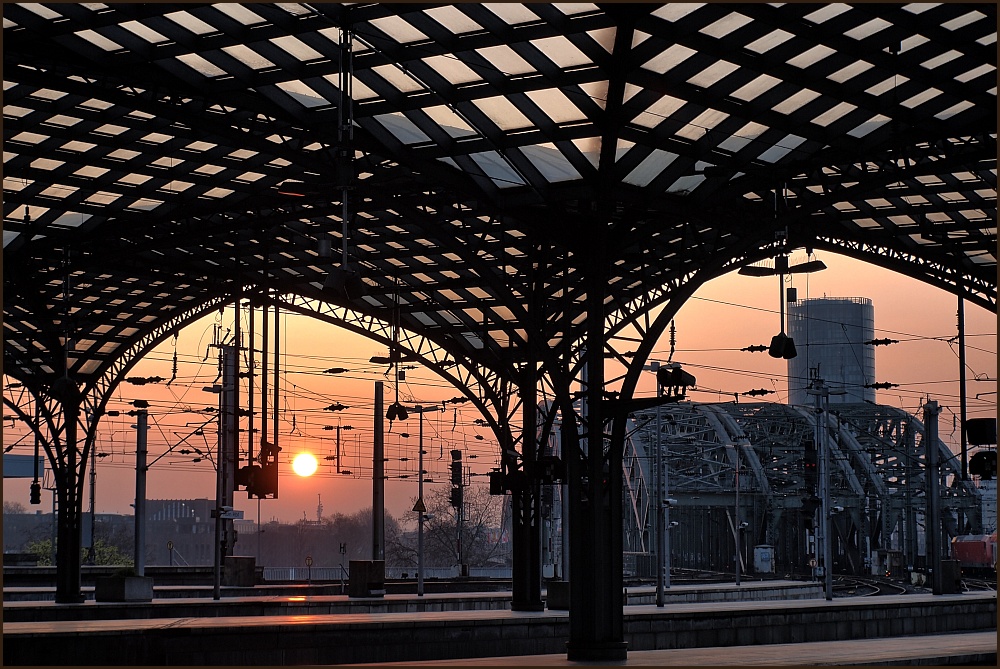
[4,252,994,526]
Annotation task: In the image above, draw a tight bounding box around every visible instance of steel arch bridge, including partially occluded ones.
[621,402,983,575]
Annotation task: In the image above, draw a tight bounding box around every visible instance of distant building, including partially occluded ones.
[787,297,875,406]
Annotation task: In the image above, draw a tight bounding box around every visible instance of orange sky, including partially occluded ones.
[3,251,996,527]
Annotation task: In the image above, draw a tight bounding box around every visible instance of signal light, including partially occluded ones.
[969,450,997,480]
[802,439,817,489]
[450,449,463,507]
[29,481,41,505]
[768,332,797,359]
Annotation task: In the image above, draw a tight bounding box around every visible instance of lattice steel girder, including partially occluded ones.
[818,236,996,311]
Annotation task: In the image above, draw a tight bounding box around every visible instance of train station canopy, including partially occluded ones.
[4,3,997,393]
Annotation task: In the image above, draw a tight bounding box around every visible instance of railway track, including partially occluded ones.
[833,575,909,596]
[962,577,997,592]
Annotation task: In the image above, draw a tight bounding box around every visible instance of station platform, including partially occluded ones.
[368,631,997,666]
[2,579,820,622]
[3,588,994,666]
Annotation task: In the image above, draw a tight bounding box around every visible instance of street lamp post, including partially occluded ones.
[646,361,669,607]
[734,458,741,587]
[417,405,425,597]
[653,363,666,606]
[807,376,843,601]
[412,404,442,597]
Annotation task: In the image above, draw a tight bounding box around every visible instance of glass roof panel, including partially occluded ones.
[476,45,536,76]
[120,20,169,44]
[31,88,68,101]
[164,10,217,35]
[787,44,836,69]
[469,151,525,188]
[369,16,429,44]
[866,75,909,97]
[46,114,83,127]
[373,113,432,145]
[270,35,324,62]
[275,80,330,108]
[901,88,942,109]
[941,10,988,31]
[667,173,706,194]
[624,149,678,187]
[222,45,276,70]
[718,122,769,153]
[424,6,484,34]
[757,134,806,163]
[899,34,931,53]
[472,96,531,131]
[746,29,794,54]
[422,55,481,85]
[812,102,857,127]
[422,106,477,138]
[588,27,617,53]
[652,4,705,22]
[571,137,602,168]
[921,50,962,70]
[520,144,581,183]
[552,4,600,17]
[731,74,782,102]
[74,29,123,52]
[318,74,376,100]
[828,60,874,83]
[483,4,541,26]
[772,89,821,114]
[531,35,592,69]
[579,81,609,110]
[214,4,266,26]
[803,4,851,24]
[903,4,939,15]
[845,18,892,40]
[676,109,729,141]
[175,53,228,78]
[524,89,586,124]
[956,64,996,83]
[21,4,62,19]
[687,60,739,88]
[634,94,686,129]
[274,4,313,17]
[371,64,425,94]
[700,12,752,38]
[61,140,96,153]
[642,44,697,74]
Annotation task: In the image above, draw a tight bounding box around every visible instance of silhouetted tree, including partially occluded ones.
[416,484,510,568]
[4,501,27,515]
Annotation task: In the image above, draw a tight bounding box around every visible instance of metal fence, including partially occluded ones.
[261,566,512,582]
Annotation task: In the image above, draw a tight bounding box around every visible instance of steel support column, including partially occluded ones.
[566,248,626,661]
[924,400,942,594]
[52,377,85,603]
[511,361,543,611]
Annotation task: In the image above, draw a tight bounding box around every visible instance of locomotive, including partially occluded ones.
[951,532,997,576]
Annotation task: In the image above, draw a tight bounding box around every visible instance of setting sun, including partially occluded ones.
[292,452,318,477]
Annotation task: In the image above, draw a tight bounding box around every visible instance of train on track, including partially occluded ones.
[951,532,997,576]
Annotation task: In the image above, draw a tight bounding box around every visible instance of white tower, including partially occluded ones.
[787,297,875,405]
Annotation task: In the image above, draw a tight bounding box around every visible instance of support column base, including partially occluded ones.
[510,600,545,612]
[566,641,628,662]
[55,594,86,604]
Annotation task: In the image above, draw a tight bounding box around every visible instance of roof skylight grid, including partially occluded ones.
[2,2,995,382]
